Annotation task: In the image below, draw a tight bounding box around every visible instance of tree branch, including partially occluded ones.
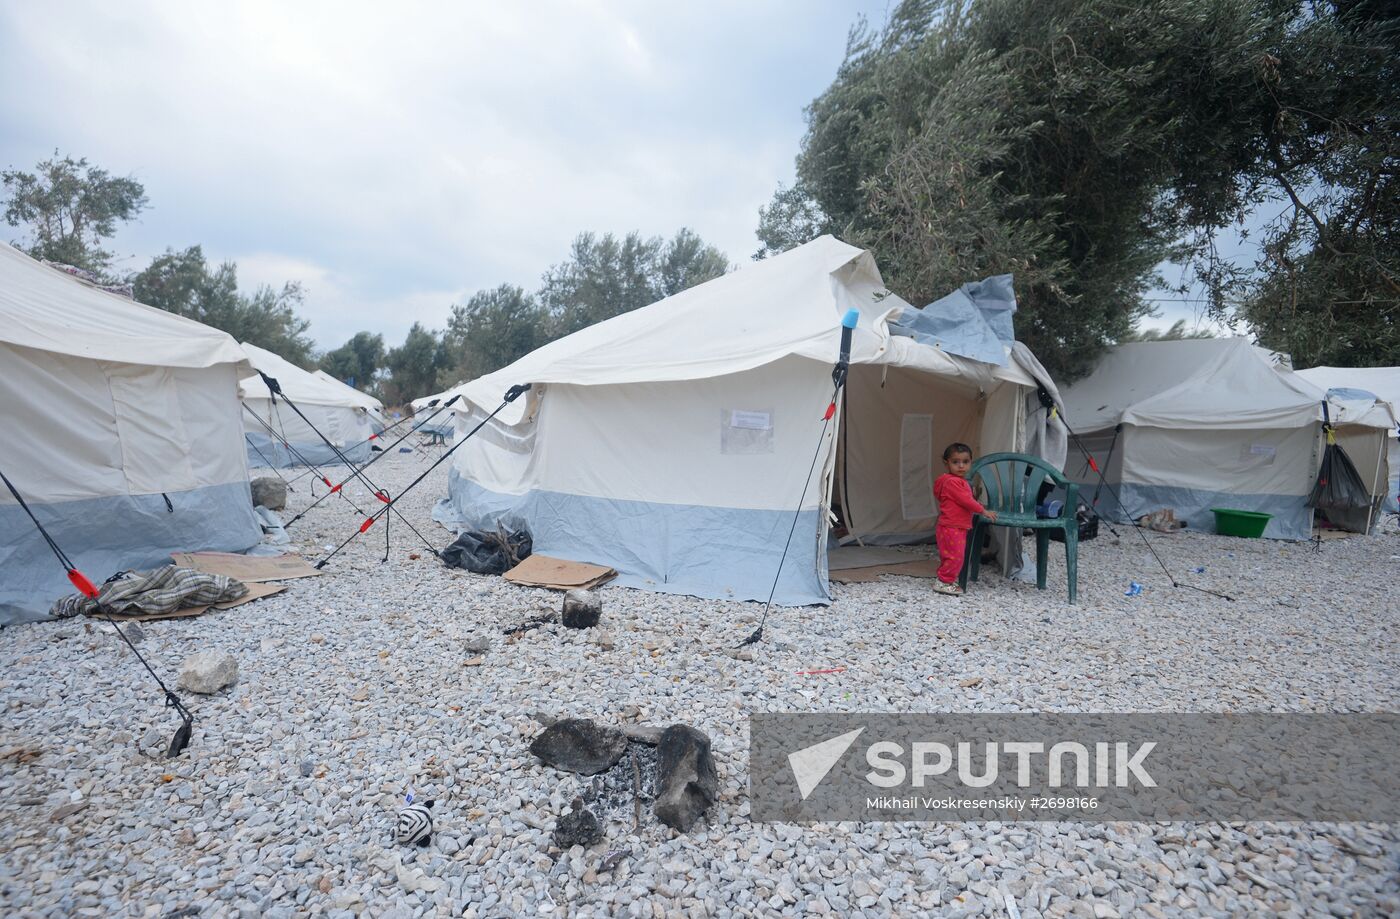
[1269,161,1340,260]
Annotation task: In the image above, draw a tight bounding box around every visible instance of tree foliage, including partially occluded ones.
[759,0,1400,378]
[382,322,450,405]
[442,285,548,386]
[2,151,148,276]
[132,245,316,366]
[435,228,731,381]
[1216,2,1399,368]
[540,228,730,339]
[319,331,385,390]
[1119,319,1216,343]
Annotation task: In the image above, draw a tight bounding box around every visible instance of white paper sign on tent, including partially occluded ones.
[730,410,772,430]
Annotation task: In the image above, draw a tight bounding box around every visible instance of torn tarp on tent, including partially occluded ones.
[887,274,1017,366]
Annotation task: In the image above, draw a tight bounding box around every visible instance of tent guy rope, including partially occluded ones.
[313,409,418,463]
[257,372,441,555]
[243,403,369,512]
[314,384,531,570]
[243,435,297,493]
[738,309,860,647]
[246,378,441,555]
[285,395,460,528]
[0,463,194,758]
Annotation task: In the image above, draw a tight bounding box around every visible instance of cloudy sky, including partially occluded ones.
[2,1,1214,350]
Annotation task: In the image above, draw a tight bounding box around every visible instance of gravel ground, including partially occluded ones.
[2,449,1397,918]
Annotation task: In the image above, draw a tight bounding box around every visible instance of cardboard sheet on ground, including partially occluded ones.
[101,582,287,621]
[504,555,618,590]
[829,559,942,583]
[169,551,323,583]
[828,546,933,570]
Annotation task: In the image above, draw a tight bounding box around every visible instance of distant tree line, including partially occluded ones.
[1,153,728,403]
[437,229,730,387]
[334,228,731,405]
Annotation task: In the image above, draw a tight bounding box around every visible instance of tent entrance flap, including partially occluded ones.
[839,363,987,538]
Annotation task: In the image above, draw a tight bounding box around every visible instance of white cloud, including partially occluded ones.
[233,252,465,346]
[0,0,882,348]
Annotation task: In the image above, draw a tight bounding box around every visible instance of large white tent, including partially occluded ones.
[240,345,375,468]
[434,236,1067,605]
[313,369,388,432]
[1296,365,1400,513]
[0,243,262,624]
[1061,339,1395,538]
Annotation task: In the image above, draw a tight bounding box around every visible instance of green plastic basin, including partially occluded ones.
[1210,507,1272,538]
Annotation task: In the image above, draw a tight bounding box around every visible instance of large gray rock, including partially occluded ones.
[250,478,287,511]
[529,718,627,775]
[561,589,602,629]
[653,724,718,831]
[177,651,238,694]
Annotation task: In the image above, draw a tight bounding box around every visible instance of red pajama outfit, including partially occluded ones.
[933,473,987,584]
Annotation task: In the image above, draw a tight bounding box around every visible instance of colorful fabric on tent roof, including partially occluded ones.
[40,260,134,298]
[887,273,1017,366]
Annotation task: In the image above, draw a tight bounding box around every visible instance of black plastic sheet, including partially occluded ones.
[440,528,533,575]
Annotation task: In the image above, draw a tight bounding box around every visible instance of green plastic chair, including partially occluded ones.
[958,452,1079,603]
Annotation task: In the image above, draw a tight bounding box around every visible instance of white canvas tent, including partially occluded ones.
[0,243,262,624]
[312,369,388,432]
[1061,339,1395,538]
[411,388,458,438]
[434,236,1067,605]
[1296,365,1400,513]
[241,345,375,467]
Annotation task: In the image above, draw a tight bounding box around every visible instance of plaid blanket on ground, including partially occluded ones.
[50,565,248,619]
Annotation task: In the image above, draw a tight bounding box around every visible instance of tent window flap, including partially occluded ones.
[104,363,198,495]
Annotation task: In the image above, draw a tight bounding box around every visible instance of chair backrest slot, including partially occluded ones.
[969,452,1076,516]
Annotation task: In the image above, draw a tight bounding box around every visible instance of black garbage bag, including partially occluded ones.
[440,527,533,575]
[1308,439,1372,512]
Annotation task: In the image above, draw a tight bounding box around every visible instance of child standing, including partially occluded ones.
[932,442,995,596]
